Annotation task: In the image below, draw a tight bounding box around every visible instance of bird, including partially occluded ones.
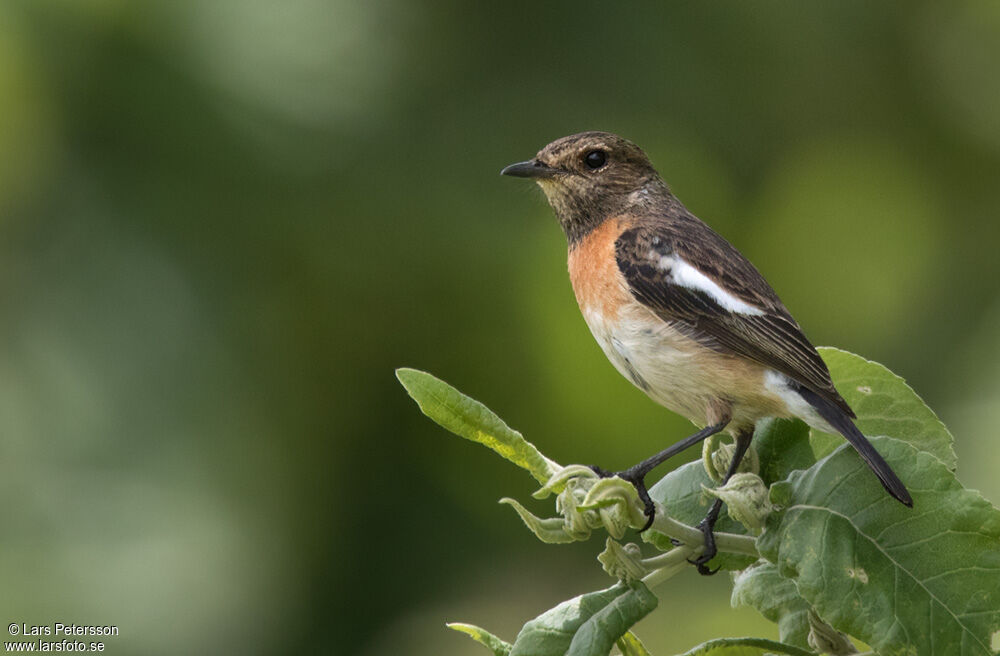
[501,131,912,574]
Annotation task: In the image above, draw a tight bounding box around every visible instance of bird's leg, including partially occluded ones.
[590,420,729,532]
[690,427,753,576]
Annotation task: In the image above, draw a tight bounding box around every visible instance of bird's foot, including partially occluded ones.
[588,464,613,478]
[589,464,656,531]
[688,517,720,576]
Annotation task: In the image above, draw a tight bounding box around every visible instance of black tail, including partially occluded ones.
[797,386,913,507]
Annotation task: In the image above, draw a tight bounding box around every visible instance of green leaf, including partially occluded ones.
[752,417,815,485]
[565,581,659,656]
[447,623,512,655]
[730,561,812,649]
[674,636,816,656]
[509,580,658,656]
[812,348,956,469]
[499,497,577,544]
[646,460,756,571]
[616,631,653,656]
[758,435,1000,656]
[396,368,558,483]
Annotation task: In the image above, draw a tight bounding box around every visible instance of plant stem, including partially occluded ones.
[649,513,758,558]
[641,545,694,570]
[641,547,693,588]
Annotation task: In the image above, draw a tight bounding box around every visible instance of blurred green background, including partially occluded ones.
[2,1,1000,654]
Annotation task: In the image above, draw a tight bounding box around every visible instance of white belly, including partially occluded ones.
[582,306,723,423]
[580,303,808,431]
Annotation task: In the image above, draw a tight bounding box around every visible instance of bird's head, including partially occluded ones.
[502,131,666,243]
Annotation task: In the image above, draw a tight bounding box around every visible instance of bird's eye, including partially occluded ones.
[584,149,607,170]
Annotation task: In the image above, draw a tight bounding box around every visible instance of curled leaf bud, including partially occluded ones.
[703,436,759,483]
[702,473,772,534]
[533,464,599,499]
[598,538,648,582]
[579,477,646,539]
[558,477,598,539]
[701,433,728,483]
[807,610,857,655]
[499,498,578,544]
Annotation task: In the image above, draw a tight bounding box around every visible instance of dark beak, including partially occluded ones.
[500,159,560,179]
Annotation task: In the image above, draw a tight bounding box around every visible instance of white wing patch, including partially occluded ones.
[650,250,765,316]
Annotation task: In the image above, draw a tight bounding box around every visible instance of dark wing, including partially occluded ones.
[615,218,853,417]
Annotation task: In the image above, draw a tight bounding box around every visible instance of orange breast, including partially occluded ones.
[567,218,632,319]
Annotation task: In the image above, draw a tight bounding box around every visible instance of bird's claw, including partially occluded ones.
[588,464,613,478]
[690,559,720,576]
[688,517,720,576]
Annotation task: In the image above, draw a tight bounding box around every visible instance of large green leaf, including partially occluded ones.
[758,435,1000,656]
[812,348,956,469]
[396,368,557,483]
[509,580,658,656]
[730,561,812,650]
[751,417,814,486]
[674,637,816,656]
